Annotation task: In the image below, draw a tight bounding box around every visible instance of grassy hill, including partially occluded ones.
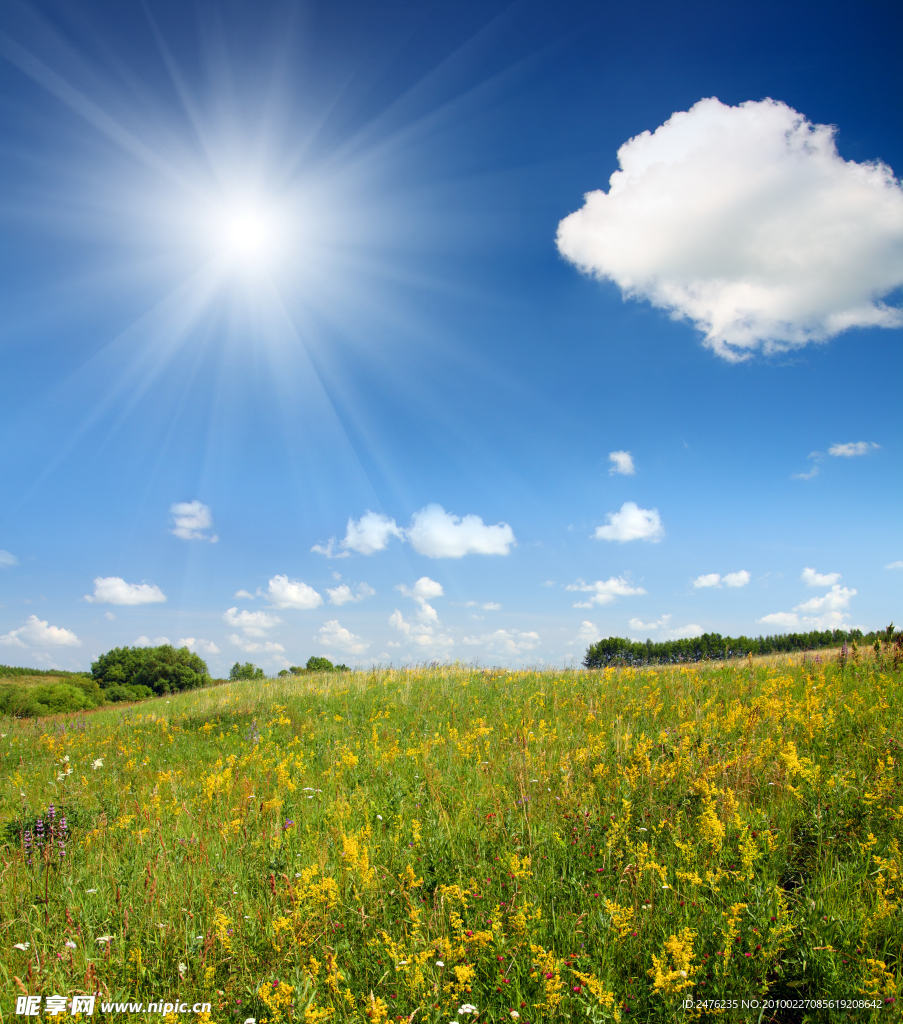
[1,650,901,1022]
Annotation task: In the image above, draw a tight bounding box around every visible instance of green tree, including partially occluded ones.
[229,661,265,681]
[92,645,210,695]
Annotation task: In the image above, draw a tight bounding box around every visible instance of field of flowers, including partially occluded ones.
[2,650,903,1023]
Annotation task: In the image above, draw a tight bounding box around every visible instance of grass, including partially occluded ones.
[1,650,902,1023]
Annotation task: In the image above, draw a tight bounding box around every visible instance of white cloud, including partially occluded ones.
[170,500,218,542]
[566,621,601,647]
[566,576,646,608]
[0,615,81,648]
[234,589,256,600]
[792,465,820,481]
[801,567,841,587]
[608,450,635,475]
[0,550,18,568]
[315,619,369,655]
[397,577,444,624]
[759,583,857,631]
[557,96,903,361]
[693,573,722,589]
[178,637,220,655]
[407,504,515,558]
[134,635,171,647]
[223,607,282,637]
[593,502,663,543]
[313,511,404,558]
[326,582,375,606]
[227,634,285,654]
[388,609,454,650]
[86,577,166,605]
[628,614,704,640]
[828,441,880,457]
[693,570,750,588]
[462,629,541,657]
[887,561,903,570]
[481,602,502,611]
[266,575,322,610]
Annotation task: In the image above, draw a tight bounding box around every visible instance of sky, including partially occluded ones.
[0,0,901,672]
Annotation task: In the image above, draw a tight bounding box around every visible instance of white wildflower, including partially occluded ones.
[13,942,30,951]
[91,759,103,770]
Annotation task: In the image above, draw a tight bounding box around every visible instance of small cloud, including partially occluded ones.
[178,637,220,655]
[223,607,282,637]
[723,570,750,588]
[628,614,703,640]
[801,567,841,587]
[887,561,903,570]
[759,583,857,631]
[134,635,171,647]
[566,621,601,646]
[104,611,116,621]
[462,629,540,657]
[314,511,403,558]
[0,550,18,568]
[397,577,444,625]
[541,580,556,587]
[692,573,722,589]
[310,539,350,559]
[828,441,880,457]
[234,589,256,600]
[170,501,218,542]
[792,466,820,481]
[481,602,502,611]
[566,576,646,607]
[326,582,375,606]
[593,502,663,543]
[407,504,515,558]
[0,615,81,648]
[389,609,454,651]
[316,619,369,655]
[693,570,750,588]
[86,577,166,606]
[608,450,635,475]
[228,634,285,654]
[267,575,322,610]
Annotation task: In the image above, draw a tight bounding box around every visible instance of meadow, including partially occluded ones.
[2,650,902,1023]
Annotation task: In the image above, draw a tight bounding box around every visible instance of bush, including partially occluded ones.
[26,683,95,715]
[92,645,210,695]
[104,684,154,703]
[230,662,265,681]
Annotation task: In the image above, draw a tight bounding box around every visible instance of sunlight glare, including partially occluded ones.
[216,203,280,268]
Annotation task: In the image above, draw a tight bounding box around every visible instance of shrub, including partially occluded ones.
[92,645,210,695]
[306,656,350,672]
[104,684,154,703]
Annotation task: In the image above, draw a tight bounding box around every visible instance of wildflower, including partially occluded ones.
[65,941,77,949]
[436,961,445,967]
[458,1007,478,1016]
[96,935,113,944]
[245,1019,256,1023]
[13,942,30,951]
[510,1014,520,1020]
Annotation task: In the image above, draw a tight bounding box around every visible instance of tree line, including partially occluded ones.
[583,626,896,668]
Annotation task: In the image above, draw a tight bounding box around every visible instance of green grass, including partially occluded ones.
[1,653,902,1023]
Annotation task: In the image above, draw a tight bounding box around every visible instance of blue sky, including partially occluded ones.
[0,0,900,671]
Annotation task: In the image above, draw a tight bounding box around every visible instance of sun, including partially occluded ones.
[213,202,281,269]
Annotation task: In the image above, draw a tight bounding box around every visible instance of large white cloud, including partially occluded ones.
[316,620,369,655]
[593,502,663,543]
[759,584,856,631]
[267,575,322,610]
[0,550,18,568]
[566,576,646,608]
[557,97,903,361]
[313,511,404,558]
[0,615,81,648]
[86,576,166,605]
[170,500,218,542]
[223,607,282,636]
[397,577,444,624]
[407,504,515,558]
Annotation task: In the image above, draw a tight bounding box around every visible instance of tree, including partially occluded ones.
[230,662,265,681]
[92,645,210,695]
